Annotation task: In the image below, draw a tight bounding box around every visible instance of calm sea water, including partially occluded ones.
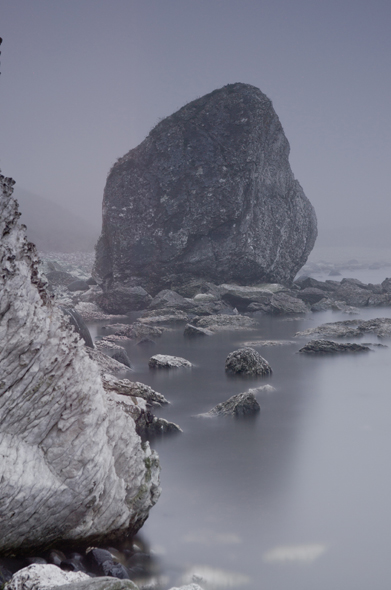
[90,269,391,590]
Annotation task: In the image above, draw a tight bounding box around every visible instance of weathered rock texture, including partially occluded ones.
[0,177,160,555]
[94,83,317,297]
[225,347,272,376]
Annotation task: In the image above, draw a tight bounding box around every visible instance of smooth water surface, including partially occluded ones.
[92,304,391,590]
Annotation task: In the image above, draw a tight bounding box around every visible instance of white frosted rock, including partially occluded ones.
[0,176,160,554]
[4,564,90,590]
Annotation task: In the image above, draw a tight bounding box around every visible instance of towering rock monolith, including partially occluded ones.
[0,174,160,555]
[94,83,317,298]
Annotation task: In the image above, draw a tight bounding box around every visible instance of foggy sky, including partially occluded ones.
[1,0,390,240]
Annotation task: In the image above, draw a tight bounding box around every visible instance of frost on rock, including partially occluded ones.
[0,176,160,554]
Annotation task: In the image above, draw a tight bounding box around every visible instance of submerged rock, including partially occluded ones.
[94,83,317,297]
[0,177,160,555]
[298,340,371,354]
[225,347,272,376]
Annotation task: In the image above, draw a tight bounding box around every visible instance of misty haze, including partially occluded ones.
[1,2,391,590]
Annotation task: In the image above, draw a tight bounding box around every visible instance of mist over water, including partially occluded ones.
[89,282,391,589]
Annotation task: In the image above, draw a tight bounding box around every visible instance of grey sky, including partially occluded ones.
[1,0,390,238]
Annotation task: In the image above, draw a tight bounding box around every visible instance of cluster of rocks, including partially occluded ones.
[293,276,391,312]
[2,559,203,590]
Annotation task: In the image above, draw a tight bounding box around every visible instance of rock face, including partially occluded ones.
[0,177,160,555]
[94,83,317,296]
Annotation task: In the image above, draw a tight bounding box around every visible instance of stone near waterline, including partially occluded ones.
[184,323,214,337]
[139,309,189,325]
[101,373,169,406]
[0,177,160,554]
[192,314,256,331]
[298,340,371,354]
[296,318,391,339]
[218,283,281,310]
[149,354,192,369]
[148,289,191,311]
[225,347,272,376]
[311,298,334,312]
[203,391,261,417]
[94,83,317,297]
[110,322,164,340]
[268,292,308,315]
[296,287,327,305]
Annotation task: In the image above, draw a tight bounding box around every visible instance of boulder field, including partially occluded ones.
[94,83,317,300]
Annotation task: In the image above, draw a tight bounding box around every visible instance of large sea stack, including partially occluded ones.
[0,175,160,554]
[94,83,317,297]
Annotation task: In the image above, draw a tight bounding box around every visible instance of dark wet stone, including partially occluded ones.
[225,347,272,376]
[205,391,261,417]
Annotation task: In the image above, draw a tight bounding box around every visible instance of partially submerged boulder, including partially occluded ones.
[225,347,272,376]
[94,83,317,297]
[204,391,261,417]
[298,340,371,354]
[0,176,160,554]
[149,354,192,369]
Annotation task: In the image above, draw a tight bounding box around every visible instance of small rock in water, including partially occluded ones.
[203,391,261,417]
[149,354,192,369]
[225,347,272,376]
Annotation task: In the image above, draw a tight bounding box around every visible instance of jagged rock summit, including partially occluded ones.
[94,83,317,297]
